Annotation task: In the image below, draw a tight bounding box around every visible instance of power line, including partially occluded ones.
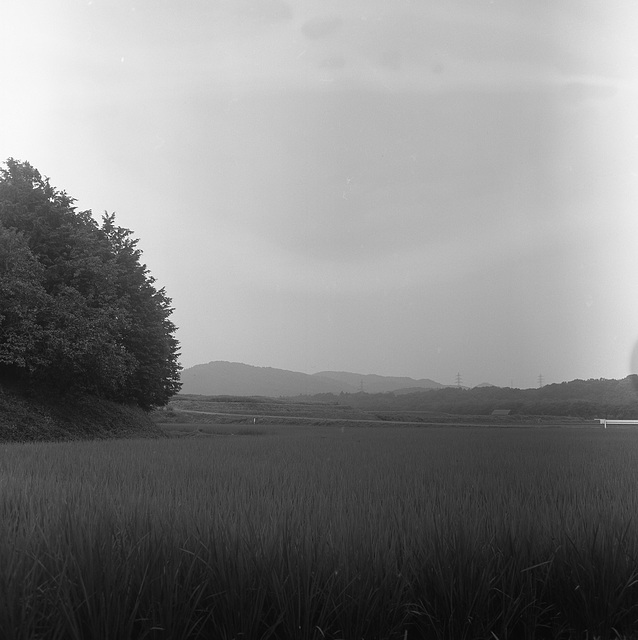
[456,372,462,388]
[538,373,544,388]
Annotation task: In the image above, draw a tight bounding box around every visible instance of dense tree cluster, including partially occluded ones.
[309,376,638,419]
[0,159,181,408]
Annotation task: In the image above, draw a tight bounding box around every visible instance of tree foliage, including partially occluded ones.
[317,376,638,420]
[0,159,181,408]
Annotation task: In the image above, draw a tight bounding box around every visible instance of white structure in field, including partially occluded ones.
[599,419,638,429]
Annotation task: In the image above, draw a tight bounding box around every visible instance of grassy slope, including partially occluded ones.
[0,385,166,443]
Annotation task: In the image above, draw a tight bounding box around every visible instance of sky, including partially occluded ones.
[2,0,638,389]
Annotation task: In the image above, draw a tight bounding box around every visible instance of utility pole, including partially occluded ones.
[538,373,544,388]
[456,372,462,388]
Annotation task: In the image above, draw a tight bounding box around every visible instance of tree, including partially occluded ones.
[0,159,181,408]
[100,213,182,408]
[0,223,47,375]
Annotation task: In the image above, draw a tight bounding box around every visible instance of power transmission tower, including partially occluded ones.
[456,372,462,388]
[538,373,544,388]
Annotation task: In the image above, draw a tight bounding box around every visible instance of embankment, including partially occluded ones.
[0,385,165,443]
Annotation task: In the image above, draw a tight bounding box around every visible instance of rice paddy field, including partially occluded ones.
[2,424,638,639]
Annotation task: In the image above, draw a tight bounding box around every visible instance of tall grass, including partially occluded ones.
[1,426,638,639]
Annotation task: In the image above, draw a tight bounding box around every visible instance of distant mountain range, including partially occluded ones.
[177,366,638,418]
[179,361,447,397]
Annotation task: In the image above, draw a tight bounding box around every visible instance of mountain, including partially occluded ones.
[179,362,444,397]
[313,371,444,394]
[179,362,358,396]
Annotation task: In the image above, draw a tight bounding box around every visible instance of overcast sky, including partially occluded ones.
[2,0,638,388]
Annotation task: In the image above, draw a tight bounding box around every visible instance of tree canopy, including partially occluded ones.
[0,158,181,409]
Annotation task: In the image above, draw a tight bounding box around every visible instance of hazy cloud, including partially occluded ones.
[430,60,445,75]
[302,16,342,39]
[319,55,346,70]
[557,81,619,103]
[378,50,402,71]
[251,0,293,24]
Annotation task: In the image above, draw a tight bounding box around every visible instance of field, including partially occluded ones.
[157,395,591,429]
[2,424,638,639]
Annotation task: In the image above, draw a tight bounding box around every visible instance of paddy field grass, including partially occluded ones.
[1,424,638,639]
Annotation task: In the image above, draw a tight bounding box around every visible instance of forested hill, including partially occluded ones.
[303,376,638,420]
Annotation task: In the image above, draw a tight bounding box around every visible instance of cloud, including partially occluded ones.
[179,83,599,298]
[319,55,347,70]
[218,202,577,297]
[378,50,402,71]
[251,0,293,24]
[556,81,619,103]
[301,16,342,40]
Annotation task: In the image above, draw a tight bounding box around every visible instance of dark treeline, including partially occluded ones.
[303,376,638,419]
[0,159,181,409]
